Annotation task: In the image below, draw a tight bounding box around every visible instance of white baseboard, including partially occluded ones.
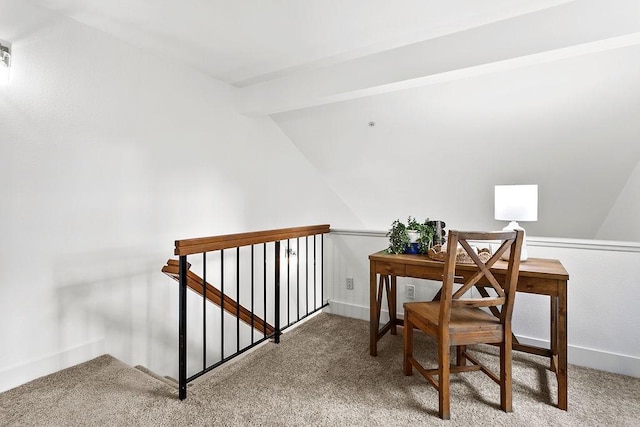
[327,299,640,378]
[325,300,373,322]
[0,339,105,393]
[517,335,640,378]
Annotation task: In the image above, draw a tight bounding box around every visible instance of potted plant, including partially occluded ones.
[406,217,421,243]
[387,219,411,254]
[387,217,442,255]
[405,216,424,254]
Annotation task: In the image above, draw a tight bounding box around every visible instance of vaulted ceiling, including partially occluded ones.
[19,0,640,240]
[26,0,575,86]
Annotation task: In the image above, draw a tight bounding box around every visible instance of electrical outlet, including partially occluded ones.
[346,277,354,290]
[406,284,415,299]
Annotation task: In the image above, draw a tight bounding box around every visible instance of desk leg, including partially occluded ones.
[551,296,558,373]
[370,271,397,354]
[558,286,568,410]
[370,261,378,356]
[550,290,568,411]
[390,276,397,335]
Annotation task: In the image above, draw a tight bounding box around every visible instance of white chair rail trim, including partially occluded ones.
[329,229,640,253]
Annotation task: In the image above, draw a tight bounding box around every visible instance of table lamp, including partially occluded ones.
[494,184,538,261]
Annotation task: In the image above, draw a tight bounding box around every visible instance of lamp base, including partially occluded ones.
[501,221,529,261]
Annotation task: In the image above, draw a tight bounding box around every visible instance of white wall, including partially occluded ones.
[0,2,361,392]
[325,230,640,378]
[597,160,640,240]
[273,43,640,241]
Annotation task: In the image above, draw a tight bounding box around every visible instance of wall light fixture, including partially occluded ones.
[0,42,11,83]
[0,43,10,67]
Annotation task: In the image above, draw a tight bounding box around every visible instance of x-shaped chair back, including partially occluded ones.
[439,230,524,328]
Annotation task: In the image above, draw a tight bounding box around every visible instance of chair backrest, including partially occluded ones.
[439,229,524,326]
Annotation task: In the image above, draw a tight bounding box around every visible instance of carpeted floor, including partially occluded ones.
[2,313,640,426]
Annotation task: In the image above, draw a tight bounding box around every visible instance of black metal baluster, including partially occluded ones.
[297,237,300,322]
[306,236,310,316]
[178,255,188,400]
[321,234,324,307]
[251,245,255,344]
[287,238,290,327]
[314,234,317,310]
[274,241,281,343]
[236,247,240,353]
[203,252,207,371]
[263,243,267,338]
[220,249,224,361]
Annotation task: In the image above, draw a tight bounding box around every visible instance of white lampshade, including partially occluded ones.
[494,185,538,222]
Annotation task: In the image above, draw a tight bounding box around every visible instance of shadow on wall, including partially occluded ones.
[53,247,179,377]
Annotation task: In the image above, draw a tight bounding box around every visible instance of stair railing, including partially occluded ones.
[166,224,330,399]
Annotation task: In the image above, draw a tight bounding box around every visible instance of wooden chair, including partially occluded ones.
[403,229,524,420]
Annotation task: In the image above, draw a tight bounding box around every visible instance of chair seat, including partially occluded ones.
[404,301,503,344]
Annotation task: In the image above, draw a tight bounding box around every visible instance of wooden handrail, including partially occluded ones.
[174,224,330,256]
[162,259,275,335]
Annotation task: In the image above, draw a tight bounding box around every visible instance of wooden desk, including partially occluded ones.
[369,251,570,410]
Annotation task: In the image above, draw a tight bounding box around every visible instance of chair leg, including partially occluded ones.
[500,341,513,412]
[438,338,451,420]
[403,315,413,376]
[456,345,467,366]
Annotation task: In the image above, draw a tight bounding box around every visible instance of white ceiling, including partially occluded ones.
[26,0,575,86]
[21,0,640,117]
[11,0,640,239]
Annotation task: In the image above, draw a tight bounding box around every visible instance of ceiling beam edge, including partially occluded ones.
[236,0,640,116]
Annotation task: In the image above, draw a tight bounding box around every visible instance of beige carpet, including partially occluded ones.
[2,313,640,426]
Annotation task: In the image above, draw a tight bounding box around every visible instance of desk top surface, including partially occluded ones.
[369,250,569,280]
